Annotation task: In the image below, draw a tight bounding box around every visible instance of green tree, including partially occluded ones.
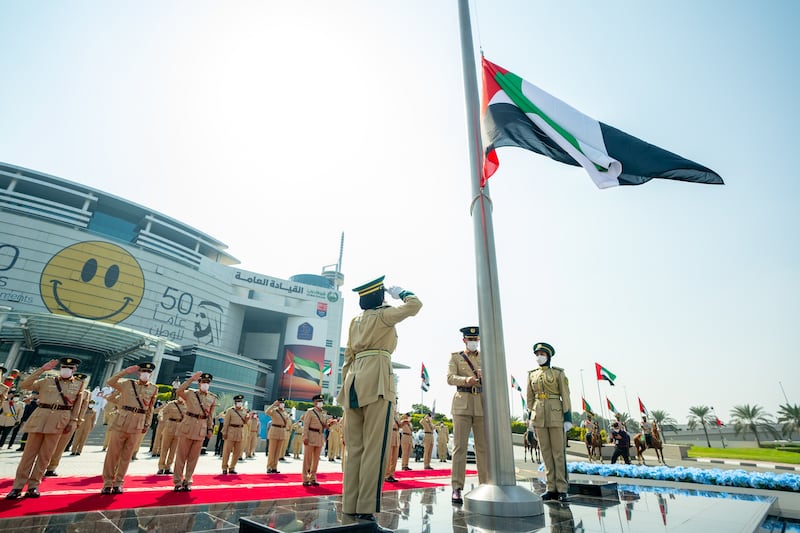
[687,405,714,447]
[650,410,676,442]
[729,404,778,447]
[777,403,800,441]
[412,403,431,415]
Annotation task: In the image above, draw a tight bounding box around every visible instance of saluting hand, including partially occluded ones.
[42,359,59,371]
[191,371,203,382]
[124,365,140,374]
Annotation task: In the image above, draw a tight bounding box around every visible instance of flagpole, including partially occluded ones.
[457,0,541,517]
[595,380,607,433]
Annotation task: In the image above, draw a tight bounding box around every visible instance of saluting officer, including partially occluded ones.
[448,326,488,504]
[327,417,342,461]
[5,357,84,500]
[101,362,158,494]
[337,276,422,524]
[221,394,249,474]
[301,393,332,486]
[384,408,401,482]
[156,396,185,475]
[436,422,449,463]
[173,371,217,491]
[420,413,435,469]
[527,342,572,502]
[399,412,413,471]
[265,397,290,473]
[45,372,91,475]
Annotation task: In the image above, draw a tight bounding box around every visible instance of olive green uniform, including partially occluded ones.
[527,366,571,493]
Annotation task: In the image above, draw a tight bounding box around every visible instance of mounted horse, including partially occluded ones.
[585,425,603,463]
[523,426,540,463]
[634,422,665,465]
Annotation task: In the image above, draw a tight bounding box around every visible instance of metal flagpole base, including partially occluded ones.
[463,483,544,517]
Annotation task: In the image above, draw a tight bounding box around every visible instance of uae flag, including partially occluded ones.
[715,417,725,427]
[510,374,522,392]
[595,363,616,386]
[421,362,430,392]
[638,397,650,416]
[582,397,594,414]
[606,397,618,414]
[323,362,333,376]
[481,57,723,189]
[283,361,295,375]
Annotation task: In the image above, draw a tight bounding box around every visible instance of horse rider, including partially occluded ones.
[640,416,653,448]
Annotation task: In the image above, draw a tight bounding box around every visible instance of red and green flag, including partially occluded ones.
[582,397,594,414]
[595,363,617,386]
[421,362,430,392]
[510,374,522,392]
[715,417,724,427]
[323,362,332,376]
[481,57,723,189]
[638,397,650,416]
[606,397,618,414]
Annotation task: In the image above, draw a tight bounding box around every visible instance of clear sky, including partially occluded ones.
[1,1,798,426]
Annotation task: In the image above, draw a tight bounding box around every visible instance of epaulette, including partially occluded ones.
[551,366,564,371]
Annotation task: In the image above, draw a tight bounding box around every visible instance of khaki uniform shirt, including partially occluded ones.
[222,406,249,441]
[159,400,185,435]
[265,405,290,439]
[527,366,571,428]
[447,350,484,417]
[19,371,84,434]
[436,423,449,445]
[301,408,330,447]
[177,387,217,440]
[0,398,23,427]
[421,417,434,435]
[389,415,400,447]
[336,295,422,408]
[107,372,158,433]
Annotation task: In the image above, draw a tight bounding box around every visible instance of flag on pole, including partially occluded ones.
[283,360,294,375]
[638,397,649,416]
[510,374,522,392]
[323,362,332,376]
[481,57,723,189]
[582,397,594,414]
[595,363,617,386]
[715,417,724,427]
[421,362,430,392]
[606,397,618,414]
[520,393,526,412]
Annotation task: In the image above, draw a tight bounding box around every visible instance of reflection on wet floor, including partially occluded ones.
[0,476,781,532]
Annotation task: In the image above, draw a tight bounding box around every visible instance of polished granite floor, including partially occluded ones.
[0,475,781,533]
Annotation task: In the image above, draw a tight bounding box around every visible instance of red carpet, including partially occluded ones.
[0,469,473,519]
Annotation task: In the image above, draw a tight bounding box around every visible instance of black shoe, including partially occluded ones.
[173,485,182,492]
[5,488,22,500]
[16,447,24,451]
[222,469,228,475]
[402,466,412,471]
[228,470,237,475]
[540,491,559,501]
[164,469,173,475]
[353,514,376,521]
[156,469,164,475]
[25,488,41,498]
[557,492,570,503]
[452,488,463,504]
[111,486,123,494]
[182,482,191,492]
[311,481,319,486]
[424,466,434,469]
[385,476,398,483]
[101,487,112,495]
[279,458,286,462]
[44,470,58,477]
[302,481,311,486]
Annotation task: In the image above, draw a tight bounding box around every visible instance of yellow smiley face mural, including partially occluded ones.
[40,241,145,323]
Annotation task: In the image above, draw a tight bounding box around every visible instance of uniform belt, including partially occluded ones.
[187,412,208,419]
[168,418,181,421]
[308,428,321,433]
[37,403,72,411]
[122,405,147,414]
[535,394,561,400]
[393,428,398,432]
[355,349,391,360]
[271,424,284,428]
[456,386,482,394]
[424,432,432,434]
[230,423,243,428]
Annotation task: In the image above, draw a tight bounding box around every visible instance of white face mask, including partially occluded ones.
[278,403,285,410]
[139,372,151,382]
[536,355,548,366]
[466,341,479,352]
[60,368,74,379]
[235,401,243,407]
[199,383,210,392]
[315,401,323,408]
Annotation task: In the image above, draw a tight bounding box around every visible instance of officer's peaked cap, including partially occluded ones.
[60,357,81,367]
[460,326,479,338]
[352,276,385,296]
[532,342,555,358]
[199,372,213,382]
[139,362,156,371]
[312,394,324,401]
[277,397,286,402]
[234,394,244,401]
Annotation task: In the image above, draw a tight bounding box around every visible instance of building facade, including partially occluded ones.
[0,162,344,409]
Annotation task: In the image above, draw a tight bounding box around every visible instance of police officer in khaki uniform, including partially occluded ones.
[221,394,249,474]
[436,422,449,463]
[337,276,421,524]
[399,412,413,470]
[45,372,91,475]
[327,417,342,461]
[156,397,185,474]
[70,399,96,455]
[301,393,331,486]
[0,387,22,448]
[5,357,84,499]
[448,326,488,504]
[384,409,400,482]
[527,342,572,502]
[246,411,261,458]
[420,413,435,469]
[173,371,217,491]
[291,419,304,458]
[265,397,290,473]
[101,362,158,494]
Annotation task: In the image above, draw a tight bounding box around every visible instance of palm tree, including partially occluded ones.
[687,405,714,447]
[650,410,677,442]
[777,403,800,441]
[729,404,778,447]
